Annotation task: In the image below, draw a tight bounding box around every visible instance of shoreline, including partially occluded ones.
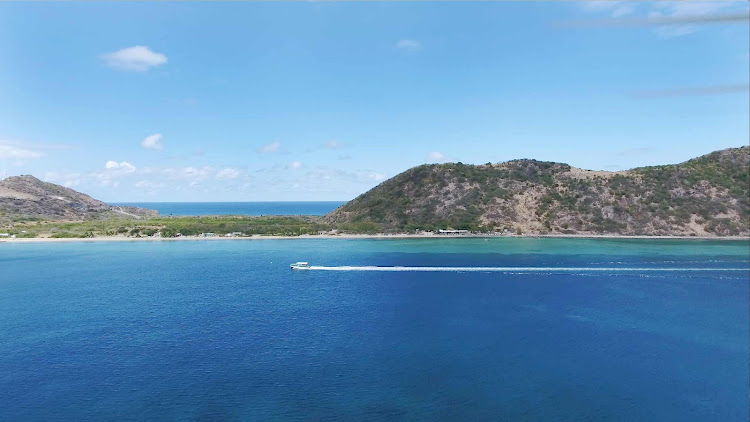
[3,233,749,243]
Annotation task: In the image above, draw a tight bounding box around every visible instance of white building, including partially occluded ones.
[438,229,469,235]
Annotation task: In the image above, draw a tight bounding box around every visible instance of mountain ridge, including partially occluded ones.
[325,146,749,236]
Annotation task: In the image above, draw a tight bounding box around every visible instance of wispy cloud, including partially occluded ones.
[43,171,82,188]
[101,46,167,72]
[290,168,388,192]
[561,2,748,37]
[649,1,746,38]
[425,151,450,163]
[161,166,214,187]
[0,140,44,159]
[631,84,749,98]
[579,1,634,18]
[611,5,634,18]
[141,133,164,150]
[323,140,344,149]
[557,11,748,28]
[216,167,240,179]
[395,39,421,51]
[288,161,303,169]
[42,163,252,196]
[258,141,281,154]
[134,180,165,190]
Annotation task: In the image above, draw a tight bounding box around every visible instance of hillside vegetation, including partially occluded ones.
[0,175,156,225]
[1,215,330,239]
[325,146,749,236]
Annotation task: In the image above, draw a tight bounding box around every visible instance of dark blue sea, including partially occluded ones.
[1,238,748,421]
[110,202,346,216]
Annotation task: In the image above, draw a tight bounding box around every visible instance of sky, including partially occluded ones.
[0,1,748,202]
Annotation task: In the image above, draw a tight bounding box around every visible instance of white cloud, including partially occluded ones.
[425,151,449,163]
[367,172,386,182]
[43,171,82,188]
[182,166,210,177]
[43,162,256,197]
[652,1,725,16]
[395,39,421,50]
[580,1,634,17]
[576,1,741,37]
[288,161,303,169]
[0,141,43,159]
[141,133,163,150]
[290,168,388,191]
[258,141,281,154]
[631,84,749,98]
[162,166,214,187]
[648,11,695,37]
[101,46,168,72]
[579,1,618,12]
[611,4,635,18]
[323,140,344,149]
[648,2,734,38]
[134,180,164,189]
[104,160,136,172]
[97,160,137,186]
[216,167,240,179]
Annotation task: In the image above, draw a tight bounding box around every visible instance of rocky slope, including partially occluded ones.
[0,175,157,224]
[326,146,749,236]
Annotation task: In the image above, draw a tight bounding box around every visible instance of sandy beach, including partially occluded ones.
[3,233,748,243]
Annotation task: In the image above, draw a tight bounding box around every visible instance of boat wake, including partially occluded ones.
[303,266,747,273]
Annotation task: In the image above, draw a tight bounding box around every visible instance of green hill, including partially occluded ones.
[325,146,749,236]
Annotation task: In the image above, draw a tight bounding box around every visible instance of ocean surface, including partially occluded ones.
[1,238,748,421]
[111,201,346,216]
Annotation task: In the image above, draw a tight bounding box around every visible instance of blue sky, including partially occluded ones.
[1,1,747,201]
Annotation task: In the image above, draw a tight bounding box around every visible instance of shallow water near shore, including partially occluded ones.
[1,238,748,420]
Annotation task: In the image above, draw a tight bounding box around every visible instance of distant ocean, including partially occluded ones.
[1,238,748,420]
[111,201,346,216]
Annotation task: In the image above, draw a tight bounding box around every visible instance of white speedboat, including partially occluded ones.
[290,262,310,270]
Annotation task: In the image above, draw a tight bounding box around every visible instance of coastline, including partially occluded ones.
[3,233,749,243]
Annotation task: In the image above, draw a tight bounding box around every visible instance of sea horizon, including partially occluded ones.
[111,201,347,216]
[111,200,351,203]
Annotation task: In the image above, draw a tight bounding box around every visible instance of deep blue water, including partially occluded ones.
[1,238,748,421]
[110,201,346,216]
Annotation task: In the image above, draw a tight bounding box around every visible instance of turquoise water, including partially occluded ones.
[111,201,346,216]
[1,238,748,420]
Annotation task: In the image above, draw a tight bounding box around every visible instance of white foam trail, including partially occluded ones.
[305,266,746,272]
